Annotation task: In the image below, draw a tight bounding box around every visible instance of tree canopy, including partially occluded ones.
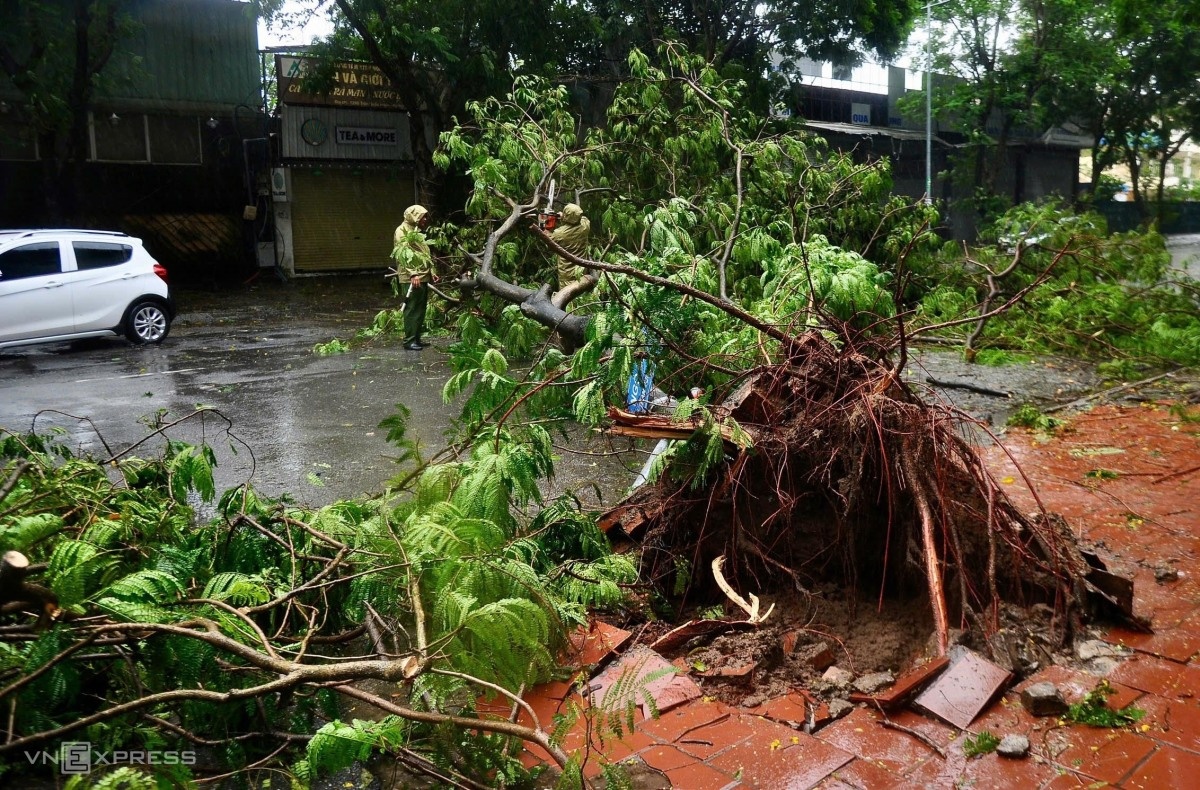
[921,0,1200,221]
[296,0,922,208]
[0,0,136,218]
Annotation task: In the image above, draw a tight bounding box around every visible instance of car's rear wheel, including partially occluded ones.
[124,299,171,344]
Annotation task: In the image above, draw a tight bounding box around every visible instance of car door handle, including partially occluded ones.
[41,281,65,288]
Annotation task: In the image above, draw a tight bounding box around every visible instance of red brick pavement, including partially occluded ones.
[506,404,1200,788]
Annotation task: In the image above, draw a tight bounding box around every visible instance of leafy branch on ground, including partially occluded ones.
[1006,404,1066,433]
[0,412,636,788]
[1064,680,1146,728]
[962,730,1001,757]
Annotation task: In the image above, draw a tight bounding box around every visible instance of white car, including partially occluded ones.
[0,229,175,350]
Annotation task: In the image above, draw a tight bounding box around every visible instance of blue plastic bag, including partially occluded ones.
[626,358,656,414]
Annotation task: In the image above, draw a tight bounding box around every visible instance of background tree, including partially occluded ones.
[923,0,1200,224]
[919,0,1049,217]
[1100,0,1200,215]
[299,0,922,209]
[582,1,920,108]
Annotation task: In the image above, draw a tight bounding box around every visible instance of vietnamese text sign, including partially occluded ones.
[278,56,405,110]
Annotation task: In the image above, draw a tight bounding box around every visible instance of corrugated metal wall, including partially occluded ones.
[281,106,412,161]
[102,0,260,111]
[291,168,415,272]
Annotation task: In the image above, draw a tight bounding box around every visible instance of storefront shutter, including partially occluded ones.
[291,169,414,272]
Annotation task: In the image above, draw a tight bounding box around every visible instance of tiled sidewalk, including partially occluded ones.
[511,404,1200,788]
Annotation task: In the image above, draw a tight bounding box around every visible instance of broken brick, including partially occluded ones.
[912,647,1012,729]
[848,656,949,710]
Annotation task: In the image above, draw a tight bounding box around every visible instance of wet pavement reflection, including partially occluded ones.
[0,274,634,510]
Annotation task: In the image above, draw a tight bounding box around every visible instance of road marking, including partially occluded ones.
[74,368,205,383]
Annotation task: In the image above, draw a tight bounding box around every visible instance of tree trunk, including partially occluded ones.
[408,110,441,209]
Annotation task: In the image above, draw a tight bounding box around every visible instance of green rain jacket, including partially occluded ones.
[551,203,591,286]
[392,204,433,279]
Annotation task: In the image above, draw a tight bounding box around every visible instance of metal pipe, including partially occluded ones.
[925,0,952,206]
[925,0,933,205]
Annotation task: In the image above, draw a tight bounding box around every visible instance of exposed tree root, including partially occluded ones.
[602,330,1117,660]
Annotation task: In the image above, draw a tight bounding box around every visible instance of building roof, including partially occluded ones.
[802,120,951,146]
[805,120,1094,152]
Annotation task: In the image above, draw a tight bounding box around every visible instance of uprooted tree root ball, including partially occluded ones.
[604,330,1116,666]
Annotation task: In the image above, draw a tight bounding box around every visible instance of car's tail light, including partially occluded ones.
[153,263,169,285]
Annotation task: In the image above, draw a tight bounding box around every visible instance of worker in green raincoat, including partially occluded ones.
[550,202,591,289]
[391,204,437,350]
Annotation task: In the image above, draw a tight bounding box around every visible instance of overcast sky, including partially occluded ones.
[257,0,335,49]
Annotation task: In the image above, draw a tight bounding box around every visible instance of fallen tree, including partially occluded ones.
[1,44,1146,790]
[425,49,1123,665]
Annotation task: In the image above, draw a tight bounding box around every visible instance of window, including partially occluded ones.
[148,115,202,164]
[73,241,133,269]
[93,113,148,162]
[0,242,62,280]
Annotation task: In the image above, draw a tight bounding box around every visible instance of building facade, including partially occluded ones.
[269,55,416,276]
[0,0,264,278]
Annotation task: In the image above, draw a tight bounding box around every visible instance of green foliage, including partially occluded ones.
[65,767,159,790]
[305,718,399,776]
[1169,403,1200,424]
[915,201,1200,367]
[1065,680,1146,728]
[0,421,634,785]
[1097,358,1143,383]
[755,236,896,331]
[552,555,638,610]
[356,308,405,340]
[672,557,692,597]
[1006,404,1065,433]
[0,513,64,553]
[313,338,350,355]
[1091,174,1127,203]
[202,572,272,606]
[963,730,1001,757]
[377,402,424,479]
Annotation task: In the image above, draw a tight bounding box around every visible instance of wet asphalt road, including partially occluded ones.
[0,272,637,511]
[0,274,461,507]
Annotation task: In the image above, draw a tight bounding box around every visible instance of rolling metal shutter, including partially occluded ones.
[291,168,414,272]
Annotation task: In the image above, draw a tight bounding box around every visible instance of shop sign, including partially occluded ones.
[277,56,406,110]
[336,126,398,145]
[271,168,288,202]
[851,102,871,125]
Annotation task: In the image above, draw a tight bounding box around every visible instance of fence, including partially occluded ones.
[1092,201,1200,234]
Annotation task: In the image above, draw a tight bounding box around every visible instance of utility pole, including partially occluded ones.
[925,0,950,206]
